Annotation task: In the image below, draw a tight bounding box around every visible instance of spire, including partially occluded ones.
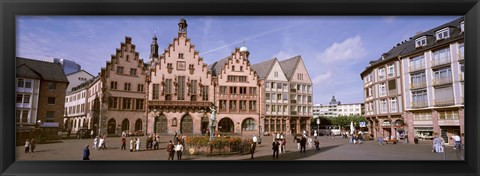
[150,31,159,60]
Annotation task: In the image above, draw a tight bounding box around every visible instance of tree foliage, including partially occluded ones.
[328,115,367,130]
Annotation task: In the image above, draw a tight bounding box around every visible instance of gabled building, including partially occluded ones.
[16,57,69,140]
[146,19,214,135]
[210,47,261,136]
[65,70,94,93]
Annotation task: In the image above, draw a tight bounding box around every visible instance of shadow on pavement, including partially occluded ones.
[242,145,341,160]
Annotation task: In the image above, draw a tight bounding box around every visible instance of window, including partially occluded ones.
[232,66,235,71]
[109,97,118,108]
[411,72,426,88]
[17,79,32,88]
[111,81,117,90]
[367,87,373,97]
[390,98,397,112]
[249,87,256,95]
[229,86,237,94]
[136,99,144,110]
[220,86,227,95]
[229,100,237,110]
[219,100,227,110]
[47,97,56,105]
[166,79,172,95]
[380,99,387,113]
[432,48,451,66]
[189,64,194,70]
[46,111,54,121]
[265,82,270,88]
[433,67,452,83]
[122,98,132,110]
[240,100,247,110]
[388,80,396,93]
[201,86,209,101]
[117,66,124,74]
[458,43,464,60]
[412,90,428,107]
[137,84,144,92]
[434,86,454,105]
[17,79,24,88]
[239,87,247,94]
[48,82,56,91]
[178,53,184,59]
[308,96,312,103]
[167,63,173,69]
[387,64,395,78]
[409,55,425,71]
[152,84,159,100]
[190,80,197,95]
[438,110,459,120]
[272,94,276,101]
[413,112,432,121]
[271,105,276,112]
[130,68,137,76]
[274,71,278,77]
[379,83,386,97]
[178,76,185,100]
[460,21,464,33]
[124,83,131,91]
[249,101,256,110]
[228,76,236,82]
[415,36,427,47]
[242,118,256,131]
[378,68,385,80]
[436,28,450,40]
[239,76,247,82]
[276,83,282,90]
[266,93,270,101]
[277,94,282,101]
[240,66,243,71]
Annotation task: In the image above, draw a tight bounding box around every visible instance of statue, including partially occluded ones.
[209,106,216,141]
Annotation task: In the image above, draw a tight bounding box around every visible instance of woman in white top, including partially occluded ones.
[93,137,98,150]
[175,143,184,160]
[136,138,141,151]
[98,137,105,150]
[129,138,134,152]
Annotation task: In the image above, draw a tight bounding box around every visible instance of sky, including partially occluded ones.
[16,16,460,104]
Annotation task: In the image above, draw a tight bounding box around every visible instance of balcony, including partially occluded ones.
[409,64,425,72]
[412,101,428,108]
[434,99,455,106]
[388,89,397,96]
[410,82,427,89]
[291,100,297,104]
[290,111,297,115]
[431,57,451,68]
[432,77,453,86]
[290,89,296,93]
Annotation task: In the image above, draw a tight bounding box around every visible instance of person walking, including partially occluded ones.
[250,142,256,159]
[167,140,175,160]
[30,138,36,153]
[450,133,461,149]
[282,138,286,153]
[93,136,98,150]
[121,137,126,150]
[296,137,301,151]
[129,138,134,152]
[300,136,307,153]
[24,139,30,153]
[175,143,183,160]
[314,139,320,151]
[98,137,105,150]
[83,145,90,160]
[277,139,283,153]
[432,132,445,160]
[135,137,141,151]
[272,140,279,159]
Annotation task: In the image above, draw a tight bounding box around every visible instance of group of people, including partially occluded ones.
[24,138,37,153]
[166,132,186,160]
[145,133,161,150]
[92,135,108,150]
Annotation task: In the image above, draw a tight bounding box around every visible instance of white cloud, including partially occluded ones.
[316,35,367,64]
[272,50,298,60]
[312,71,332,86]
[384,16,396,23]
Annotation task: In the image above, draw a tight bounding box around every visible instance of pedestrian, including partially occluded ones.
[250,141,256,159]
[136,137,141,151]
[121,137,126,150]
[24,139,30,153]
[129,138,134,152]
[296,137,301,150]
[314,140,320,151]
[278,139,283,153]
[98,137,105,150]
[432,133,445,160]
[175,143,183,160]
[90,130,94,139]
[102,135,107,149]
[300,136,307,153]
[153,139,158,150]
[93,136,98,150]
[167,140,175,160]
[30,138,36,153]
[307,137,313,149]
[378,136,384,145]
[282,138,286,153]
[83,145,90,160]
[314,130,318,140]
[272,139,279,159]
[450,133,461,149]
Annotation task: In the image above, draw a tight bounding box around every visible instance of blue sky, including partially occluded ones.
[16,16,460,104]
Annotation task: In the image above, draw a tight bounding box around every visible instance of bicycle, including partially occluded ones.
[455,143,464,160]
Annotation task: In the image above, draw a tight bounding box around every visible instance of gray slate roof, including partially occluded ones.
[279,55,302,80]
[16,57,69,83]
[250,58,277,79]
[208,57,229,76]
[362,17,464,76]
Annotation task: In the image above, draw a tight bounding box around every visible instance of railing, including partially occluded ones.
[409,64,425,72]
[388,89,397,96]
[290,111,297,115]
[431,57,451,67]
[290,100,297,104]
[434,99,455,106]
[149,101,212,107]
[290,89,296,93]
[412,101,428,108]
[410,82,427,89]
[432,77,453,86]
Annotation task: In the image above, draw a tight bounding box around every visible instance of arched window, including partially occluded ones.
[135,119,142,131]
[242,118,256,131]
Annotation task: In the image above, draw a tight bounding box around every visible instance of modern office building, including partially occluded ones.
[54,58,82,75]
[361,17,464,144]
[313,96,363,118]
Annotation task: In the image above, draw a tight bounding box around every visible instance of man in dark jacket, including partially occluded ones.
[272,140,279,159]
[300,137,307,153]
[83,145,90,160]
[167,140,175,160]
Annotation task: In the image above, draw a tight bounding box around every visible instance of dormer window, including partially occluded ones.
[415,36,427,48]
[435,28,450,41]
[460,21,464,33]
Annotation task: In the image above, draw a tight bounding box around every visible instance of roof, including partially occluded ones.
[70,76,100,92]
[16,57,69,83]
[66,69,94,77]
[361,17,464,77]
[208,57,229,76]
[250,58,277,79]
[279,55,302,80]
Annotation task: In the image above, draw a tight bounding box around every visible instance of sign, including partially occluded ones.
[359,121,366,127]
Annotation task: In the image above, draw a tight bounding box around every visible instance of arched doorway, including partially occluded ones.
[218,118,234,133]
[155,115,168,134]
[121,119,130,133]
[135,119,142,132]
[201,115,209,135]
[181,115,193,134]
[242,118,256,132]
[107,118,116,135]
